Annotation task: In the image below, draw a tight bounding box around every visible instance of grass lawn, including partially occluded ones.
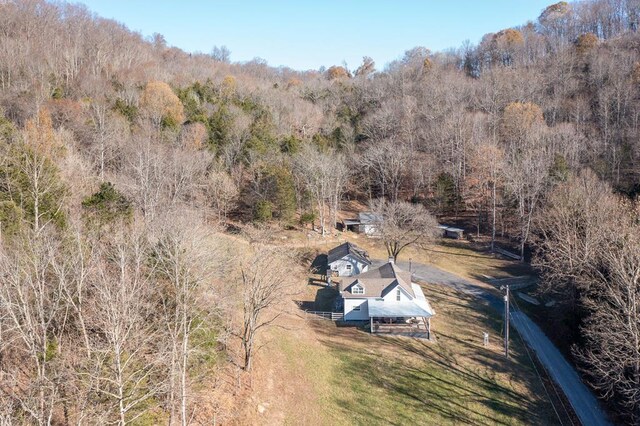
[257,281,559,425]
[240,227,562,425]
[306,231,534,285]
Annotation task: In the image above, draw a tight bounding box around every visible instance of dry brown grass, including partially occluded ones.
[220,225,551,425]
[293,230,533,289]
[239,275,558,425]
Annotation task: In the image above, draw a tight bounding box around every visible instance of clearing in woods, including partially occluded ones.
[244,241,560,425]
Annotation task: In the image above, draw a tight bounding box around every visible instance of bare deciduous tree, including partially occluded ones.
[237,246,293,371]
[361,139,410,202]
[535,170,640,419]
[207,169,239,221]
[91,234,161,425]
[577,225,640,421]
[369,199,438,261]
[294,145,348,235]
[152,219,222,426]
[0,230,64,425]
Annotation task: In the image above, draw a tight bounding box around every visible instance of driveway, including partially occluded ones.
[372,259,611,426]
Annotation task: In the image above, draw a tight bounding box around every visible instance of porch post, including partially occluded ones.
[370,317,373,334]
[427,317,431,339]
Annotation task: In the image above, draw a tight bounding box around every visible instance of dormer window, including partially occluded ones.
[352,283,364,295]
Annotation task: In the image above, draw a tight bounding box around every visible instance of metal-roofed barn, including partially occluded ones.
[341,212,381,236]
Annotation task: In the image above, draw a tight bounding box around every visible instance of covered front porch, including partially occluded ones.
[367,299,433,339]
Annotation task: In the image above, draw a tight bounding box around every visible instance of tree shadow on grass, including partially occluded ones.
[426,248,490,259]
[308,287,559,425]
[294,287,339,312]
[319,334,556,426]
[310,254,328,274]
[314,287,338,311]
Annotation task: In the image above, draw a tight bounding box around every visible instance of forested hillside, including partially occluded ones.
[1,0,640,423]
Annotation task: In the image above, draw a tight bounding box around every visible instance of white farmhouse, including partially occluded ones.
[338,261,435,336]
[327,242,371,277]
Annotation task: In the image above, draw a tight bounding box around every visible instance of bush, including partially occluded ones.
[0,200,22,238]
[113,98,138,122]
[82,182,133,226]
[253,200,273,222]
[280,135,302,154]
[300,211,316,227]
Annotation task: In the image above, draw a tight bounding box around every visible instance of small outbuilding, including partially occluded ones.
[439,224,464,239]
[444,227,464,239]
[341,212,381,236]
[327,242,371,277]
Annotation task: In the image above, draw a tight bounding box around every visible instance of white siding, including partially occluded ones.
[343,298,369,320]
[381,284,413,303]
[329,254,369,276]
[359,224,377,236]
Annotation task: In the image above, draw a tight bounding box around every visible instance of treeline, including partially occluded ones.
[0,0,640,423]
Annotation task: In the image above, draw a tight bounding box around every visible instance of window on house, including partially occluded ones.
[396,288,401,301]
[352,305,361,311]
[346,264,352,270]
[352,284,364,294]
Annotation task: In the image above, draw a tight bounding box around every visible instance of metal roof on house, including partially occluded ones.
[327,242,372,265]
[358,212,381,224]
[367,299,434,318]
[340,263,436,319]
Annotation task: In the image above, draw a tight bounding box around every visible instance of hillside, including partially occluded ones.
[0,0,639,423]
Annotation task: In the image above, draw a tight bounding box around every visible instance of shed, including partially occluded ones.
[444,227,464,239]
[341,212,381,236]
[438,224,464,239]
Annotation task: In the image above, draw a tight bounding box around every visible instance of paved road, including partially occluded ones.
[510,311,610,426]
[372,259,611,426]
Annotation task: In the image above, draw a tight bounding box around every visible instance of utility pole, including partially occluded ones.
[501,285,510,358]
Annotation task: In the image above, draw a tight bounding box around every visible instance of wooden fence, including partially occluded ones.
[303,311,344,321]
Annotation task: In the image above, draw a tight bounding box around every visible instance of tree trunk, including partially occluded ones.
[491,181,496,252]
[180,310,189,426]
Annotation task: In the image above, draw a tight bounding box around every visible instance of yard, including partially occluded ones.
[230,227,571,425]
[245,277,561,425]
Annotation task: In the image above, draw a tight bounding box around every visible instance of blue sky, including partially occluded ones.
[77,0,553,71]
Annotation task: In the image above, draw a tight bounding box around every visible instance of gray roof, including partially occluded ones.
[445,227,464,233]
[439,224,464,233]
[359,212,381,225]
[368,299,433,318]
[341,262,413,299]
[327,242,371,265]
